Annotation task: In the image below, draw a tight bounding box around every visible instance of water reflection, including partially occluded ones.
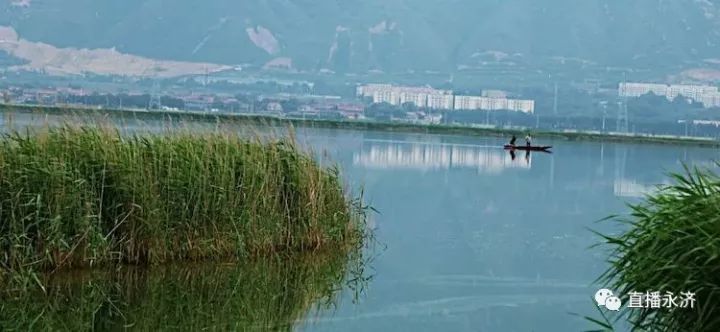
[613,178,667,198]
[353,140,533,173]
[0,251,367,331]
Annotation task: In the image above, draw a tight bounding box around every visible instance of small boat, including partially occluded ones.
[504,144,552,151]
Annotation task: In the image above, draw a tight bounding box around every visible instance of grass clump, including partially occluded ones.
[0,125,366,286]
[597,165,720,331]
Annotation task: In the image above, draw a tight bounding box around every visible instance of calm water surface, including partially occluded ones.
[291,127,719,332]
[3,113,719,331]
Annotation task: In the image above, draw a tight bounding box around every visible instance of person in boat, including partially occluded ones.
[509,135,517,146]
[525,134,532,147]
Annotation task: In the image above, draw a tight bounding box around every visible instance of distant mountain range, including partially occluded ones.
[2,0,720,81]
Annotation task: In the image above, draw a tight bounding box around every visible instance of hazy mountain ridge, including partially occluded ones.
[1,0,719,77]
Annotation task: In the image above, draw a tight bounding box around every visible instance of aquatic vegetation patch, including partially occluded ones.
[596,165,720,331]
[0,125,367,288]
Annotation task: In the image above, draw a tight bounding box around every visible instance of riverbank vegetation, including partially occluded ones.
[597,165,720,331]
[0,124,368,288]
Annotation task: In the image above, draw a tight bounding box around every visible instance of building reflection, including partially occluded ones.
[353,141,531,173]
[613,178,660,198]
[611,146,668,198]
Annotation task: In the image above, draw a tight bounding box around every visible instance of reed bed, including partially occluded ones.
[597,165,720,331]
[0,125,366,286]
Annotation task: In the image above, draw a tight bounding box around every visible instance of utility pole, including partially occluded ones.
[149,80,162,110]
[600,101,608,132]
[616,71,629,133]
[553,82,558,116]
[616,101,628,133]
[204,66,209,87]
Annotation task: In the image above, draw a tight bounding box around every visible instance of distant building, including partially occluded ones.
[399,92,428,108]
[372,90,401,105]
[619,82,720,108]
[666,84,717,101]
[336,102,365,113]
[357,84,393,98]
[701,92,720,108]
[427,94,454,110]
[357,83,533,113]
[454,95,534,113]
[359,83,451,107]
[619,83,668,97]
[266,102,283,112]
[454,95,479,110]
[513,99,535,113]
[481,90,508,98]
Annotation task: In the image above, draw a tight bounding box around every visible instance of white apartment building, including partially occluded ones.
[481,90,508,98]
[514,100,535,113]
[619,82,720,108]
[358,83,534,113]
[453,95,534,113]
[357,84,451,98]
[488,98,508,111]
[619,83,668,97]
[427,94,454,110]
[399,92,428,108]
[357,84,393,98]
[454,95,479,110]
[372,90,401,105]
[666,85,718,101]
[701,92,720,108]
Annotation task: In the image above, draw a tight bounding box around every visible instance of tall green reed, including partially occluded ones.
[0,125,366,287]
[596,164,720,331]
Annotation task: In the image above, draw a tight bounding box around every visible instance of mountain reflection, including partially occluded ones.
[353,140,531,172]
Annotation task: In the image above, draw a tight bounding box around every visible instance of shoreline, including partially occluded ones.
[2,103,719,148]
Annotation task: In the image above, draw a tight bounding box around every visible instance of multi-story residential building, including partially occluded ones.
[619,83,668,97]
[619,82,720,108]
[400,92,428,108]
[357,84,451,98]
[489,97,508,111]
[481,90,508,99]
[701,92,720,108]
[454,95,479,110]
[372,89,401,105]
[358,83,534,113]
[357,84,393,98]
[513,100,535,113]
[427,94,454,110]
[666,85,718,101]
[452,95,534,113]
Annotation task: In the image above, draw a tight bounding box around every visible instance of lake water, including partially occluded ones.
[2,112,719,331]
[290,127,718,332]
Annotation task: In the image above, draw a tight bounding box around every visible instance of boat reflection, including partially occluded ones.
[353,140,532,173]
